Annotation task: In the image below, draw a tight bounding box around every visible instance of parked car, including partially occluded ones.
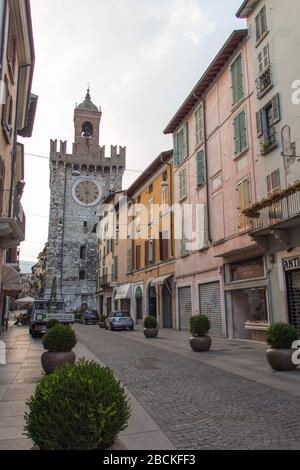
[82,310,99,325]
[105,311,134,331]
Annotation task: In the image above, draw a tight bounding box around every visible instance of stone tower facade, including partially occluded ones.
[45,90,126,311]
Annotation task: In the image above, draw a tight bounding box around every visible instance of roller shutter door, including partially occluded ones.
[199,282,223,336]
[178,286,192,331]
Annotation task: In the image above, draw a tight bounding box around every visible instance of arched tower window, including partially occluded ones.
[81,121,93,138]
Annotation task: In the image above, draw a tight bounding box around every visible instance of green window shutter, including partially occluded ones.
[234,115,241,155]
[231,61,238,106]
[197,151,205,186]
[256,110,263,136]
[236,56,244,102]
[183,122,189,160]
[173,133,179,167]
[272,93,281,124]
[239,110,247,152]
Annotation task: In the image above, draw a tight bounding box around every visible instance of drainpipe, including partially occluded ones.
[0,0,7,81]
[9,62,32,218]
[160,155,174,258]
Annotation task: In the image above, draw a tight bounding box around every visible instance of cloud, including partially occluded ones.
[140,0,216,61]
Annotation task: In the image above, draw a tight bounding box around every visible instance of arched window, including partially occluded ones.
[81,121,93,138]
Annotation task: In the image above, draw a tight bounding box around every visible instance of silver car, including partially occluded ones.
[105,311,134,331]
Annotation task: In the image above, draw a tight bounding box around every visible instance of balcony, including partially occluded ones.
[260,130,278,155]
[256,66,273,99]
[0,190,26,249]
[245,184,300,236]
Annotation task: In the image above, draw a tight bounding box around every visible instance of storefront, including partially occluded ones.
[283,256,300,335]
[151,274,174,329]
[178,285,192,331]
[225,256,269,342]
[115,284,132,315]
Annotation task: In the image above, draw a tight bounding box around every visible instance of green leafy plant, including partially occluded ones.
[267,322,298,349]
[143,316,158,329]
[99,315,107,322]
[24,359,131,450]
[190,314,211,337]
[46,319,60,330]
[42,324,77,352]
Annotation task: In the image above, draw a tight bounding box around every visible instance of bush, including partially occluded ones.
[99,315,107,322]
[43,324,77,352]
[24,359,131,450]
[46,319,60,330]
[143,316,158,329]
[190,315,211,337]
[267,322,298,349]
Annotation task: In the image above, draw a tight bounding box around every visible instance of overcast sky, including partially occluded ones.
[19,0,245,263]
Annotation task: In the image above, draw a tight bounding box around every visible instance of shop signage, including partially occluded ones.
[231,257,264,282]
[283,257,300,272]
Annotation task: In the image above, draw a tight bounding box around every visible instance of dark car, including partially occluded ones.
[105,311,134,331]
[82,310,99,325]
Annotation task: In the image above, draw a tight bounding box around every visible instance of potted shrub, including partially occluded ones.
[266,322,298,371]
[41,324,77,375]
[99,315,107,329]
[24,359,131,450]
[189,314,212,352]
[143,316,158,338]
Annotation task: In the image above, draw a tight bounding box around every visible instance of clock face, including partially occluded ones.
[72,179,102,207]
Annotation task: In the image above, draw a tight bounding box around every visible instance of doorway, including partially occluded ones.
[162,283,173,328]
[149,286,157,318]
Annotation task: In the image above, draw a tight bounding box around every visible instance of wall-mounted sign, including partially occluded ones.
[283,257,300,272]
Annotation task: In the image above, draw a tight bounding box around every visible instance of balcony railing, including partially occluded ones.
[0,190,26,243]
[251,191,300,232]
[256,65,272,98]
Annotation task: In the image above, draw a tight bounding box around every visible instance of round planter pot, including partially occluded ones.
[41,351,76,375]
[144,328,158,339]
[266,348,297,372]
[189,335,212,352]
[99,322,106,329]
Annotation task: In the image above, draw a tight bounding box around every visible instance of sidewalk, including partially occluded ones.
[0,325,174,451]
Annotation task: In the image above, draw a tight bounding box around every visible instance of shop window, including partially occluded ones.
[232,288,268,340]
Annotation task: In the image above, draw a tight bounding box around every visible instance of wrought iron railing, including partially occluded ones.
[251,191,300,232]
[256,65,272,96]
[0,190,26,239]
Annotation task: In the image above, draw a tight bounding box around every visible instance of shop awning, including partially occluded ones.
[151,274,173,287]
[115,284,132,300]
[2,266,22,295]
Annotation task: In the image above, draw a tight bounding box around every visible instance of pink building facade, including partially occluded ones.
[165,30,270,341]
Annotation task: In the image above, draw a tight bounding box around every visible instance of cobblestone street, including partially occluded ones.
[75,325,300,450]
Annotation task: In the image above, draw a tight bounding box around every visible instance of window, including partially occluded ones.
[80,246,86,260]
[145,239,155,266]
[195,105,204,146]
[160,231,169,261]
[267,169,280,196]
[256,94,281,153]
[83,221,88,228]
[113,256,118,280]
[174,122,189,167]
[161,184,169,214]
[148,197,154,224]
[231,55,244,106]
[196,150,206,186]
[127,248,133,274]
[237,178,251,231]
[135,245,141,270]
[255,6,268,43]
[181,217,189,257]
[7,14,16,78]
[2,77,13,141]
[179,168,187,201]
[81,121,93,138]
[256,44,272,96]
[233,110,248,156]
[149,184,153,194]
[79,270,86,280]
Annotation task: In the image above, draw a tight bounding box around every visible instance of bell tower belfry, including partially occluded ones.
[44,88,126,312]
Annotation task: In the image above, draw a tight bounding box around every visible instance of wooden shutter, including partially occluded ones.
[237,179,250,230]
[234,115,241,155]
[272,93,281,124]
[236,56,244,103]
[127,248,132,274]
[173,133,179,167]
[197,151,205,186]
[183,122,189,160]
[239,110,247,152]
[231,60,238,105]
[256,110,263,136]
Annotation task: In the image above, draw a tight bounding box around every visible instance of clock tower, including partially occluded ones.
[44,89,126,311]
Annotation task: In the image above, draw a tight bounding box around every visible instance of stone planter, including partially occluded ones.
[266,348,297,372]
[41,351,76,375]
[189,335,211,352]
[99,322,106,329]
[144,328,158,339]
